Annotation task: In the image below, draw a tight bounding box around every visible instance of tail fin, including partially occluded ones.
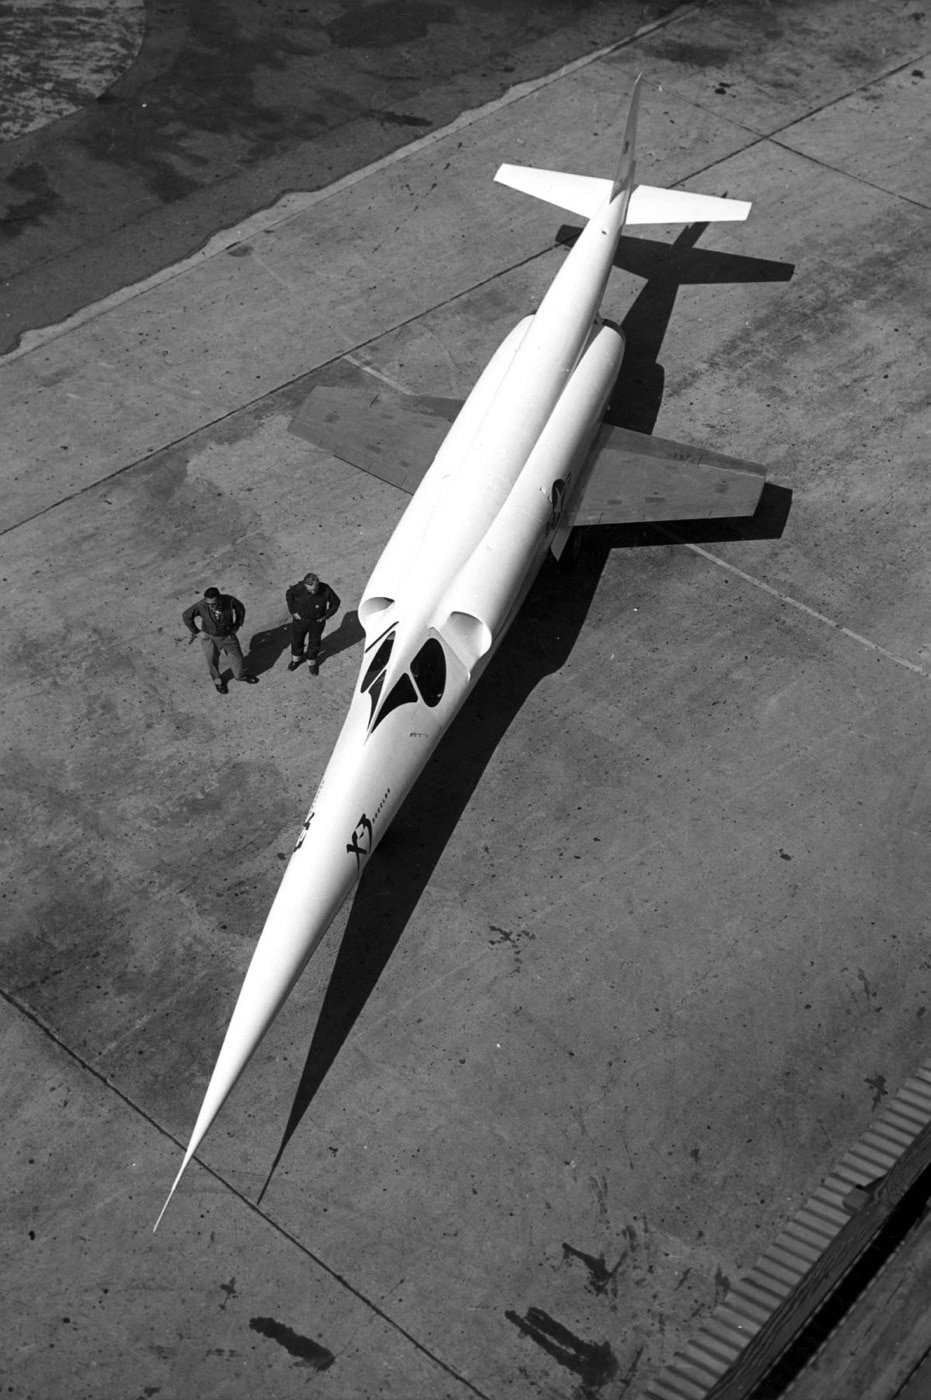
[494,74,751,226]
[610,73,641,202]
[494,75,642,220]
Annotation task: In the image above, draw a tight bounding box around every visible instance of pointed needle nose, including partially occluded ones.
[153,1142,198,1232]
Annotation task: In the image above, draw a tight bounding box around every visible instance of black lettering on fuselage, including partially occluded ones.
[293,811,315,852]
[347,813,373,869]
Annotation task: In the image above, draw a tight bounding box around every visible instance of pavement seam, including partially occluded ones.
[668,534,928,678]
[0,981,494,1397]
[0,246,549,540]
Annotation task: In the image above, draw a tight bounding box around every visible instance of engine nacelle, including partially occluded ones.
[358,316,534,637]
[436,322,624,672]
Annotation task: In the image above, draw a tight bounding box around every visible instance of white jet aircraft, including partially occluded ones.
[156,76,769,1227]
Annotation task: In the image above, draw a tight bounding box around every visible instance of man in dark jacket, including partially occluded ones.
[285,572,340,676]
[182,586,259,695]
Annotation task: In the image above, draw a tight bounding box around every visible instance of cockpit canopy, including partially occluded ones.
[360,631,447,732]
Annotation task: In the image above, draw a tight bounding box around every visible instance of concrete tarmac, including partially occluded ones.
[2,2,930,1397]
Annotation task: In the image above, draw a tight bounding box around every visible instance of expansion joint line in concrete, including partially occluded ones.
[0,983,494,1399]
[767,131,931,212]
[658,528,928,679]
[0,245,555,542]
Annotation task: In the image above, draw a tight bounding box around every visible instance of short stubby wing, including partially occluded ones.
[574,423,767,524]
[290,382,461,494]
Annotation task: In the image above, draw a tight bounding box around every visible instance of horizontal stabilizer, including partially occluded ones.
[494,166,611,220]
[494,168,750,225]
[626,184,750,225]
[575,424,766,524]
[290,384,461,494]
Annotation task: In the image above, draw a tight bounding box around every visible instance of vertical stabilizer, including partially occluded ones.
[610,73,641,203]
[494,76,750,228]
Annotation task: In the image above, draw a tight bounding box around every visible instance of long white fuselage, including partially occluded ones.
[169,181,631,1181]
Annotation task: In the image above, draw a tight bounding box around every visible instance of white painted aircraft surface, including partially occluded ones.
[156,77,768,1228]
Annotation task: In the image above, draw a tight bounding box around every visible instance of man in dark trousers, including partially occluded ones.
[286,572,340,676]
[182,586,259,695]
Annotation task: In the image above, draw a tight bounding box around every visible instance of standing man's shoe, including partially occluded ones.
[215,681,229,695]
[242,674,259,684]
[308,661,319,676]
[287,658,302,672]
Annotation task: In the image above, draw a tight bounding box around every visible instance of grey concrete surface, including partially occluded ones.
[2,2,930,1397]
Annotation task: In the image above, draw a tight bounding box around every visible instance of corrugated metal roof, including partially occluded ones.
[643,1057,931,1400]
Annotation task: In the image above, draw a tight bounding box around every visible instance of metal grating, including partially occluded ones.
[643,1058,931,1400]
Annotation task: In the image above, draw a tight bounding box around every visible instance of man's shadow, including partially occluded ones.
[243,611,365,676]
[242,623,291,676]
[258,224,795,1195]
[318,610,365,664]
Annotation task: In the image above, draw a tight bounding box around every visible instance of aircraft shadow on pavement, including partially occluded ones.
[258,224,795,1194]
[600,220,794,545]
[259,541,609,1198]
[561,218,795,441]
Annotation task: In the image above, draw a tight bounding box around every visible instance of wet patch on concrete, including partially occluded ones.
[1,160,63,238]
[327,1,455,49]
[651,39,736,72]
[249,1315,335,1369]
[372,108,434,127]
[488,921,535,973]
[71,0,343,203]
